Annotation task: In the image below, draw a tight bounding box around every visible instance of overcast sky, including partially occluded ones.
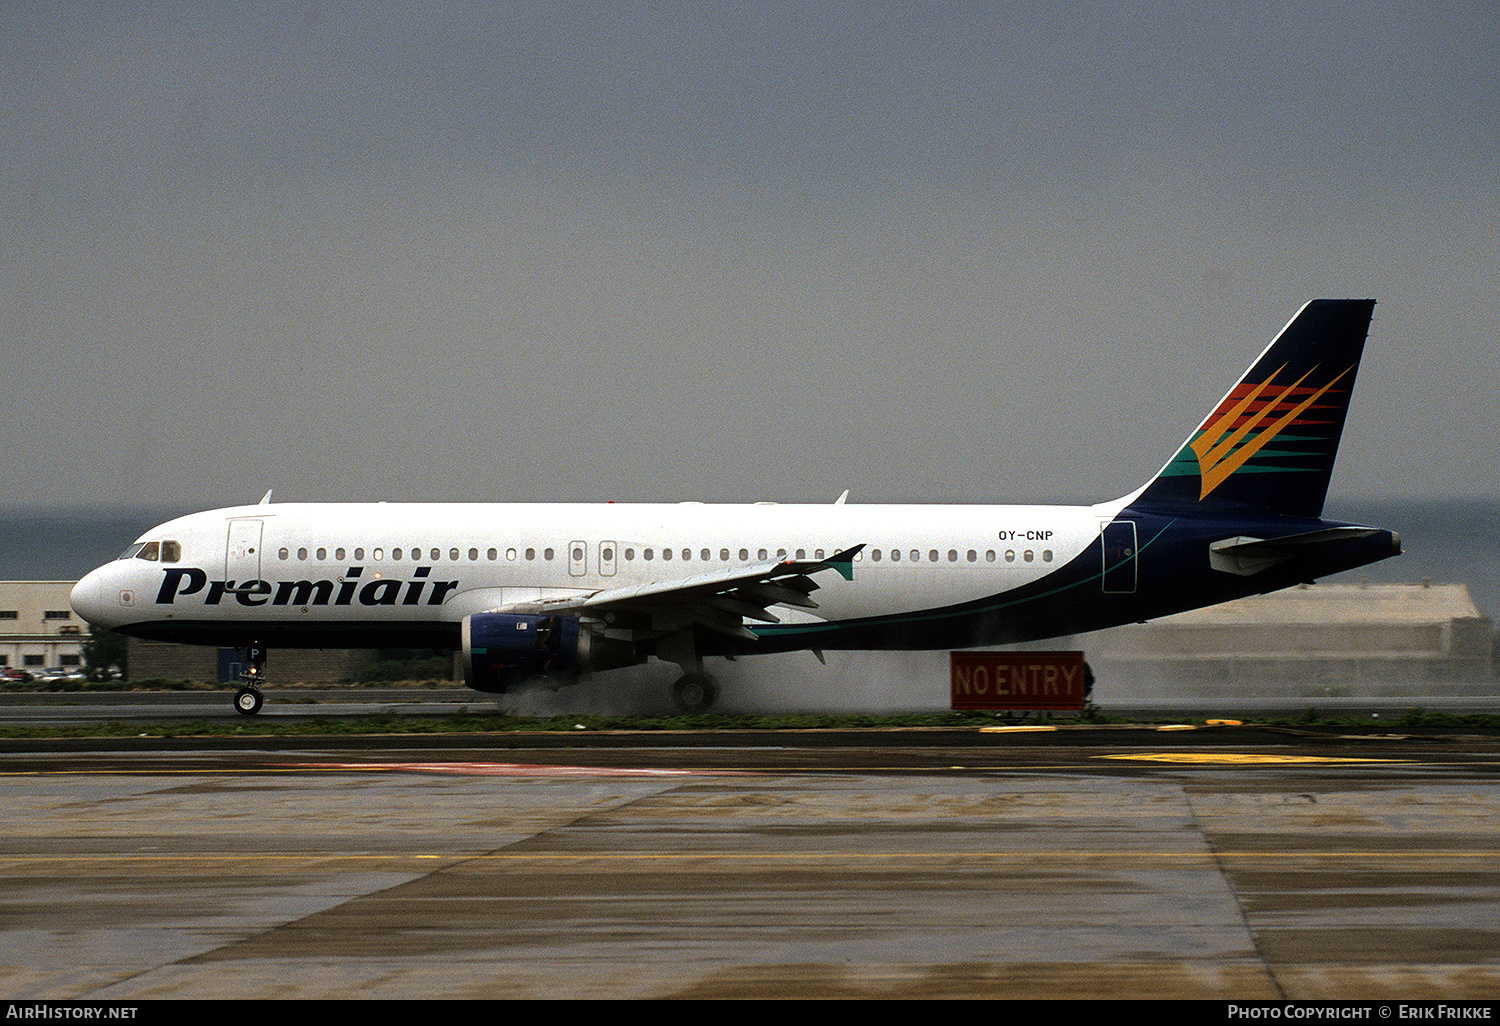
[2,1,1496,510]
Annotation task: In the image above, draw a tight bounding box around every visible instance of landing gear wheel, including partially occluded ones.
[234,687,263,716]
[236,643,269,715]
[671,672,718,713]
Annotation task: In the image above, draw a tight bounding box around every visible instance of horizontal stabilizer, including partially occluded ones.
[1209,526,1380,576]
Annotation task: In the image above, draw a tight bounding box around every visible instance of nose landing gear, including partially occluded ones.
[233,643,268,715]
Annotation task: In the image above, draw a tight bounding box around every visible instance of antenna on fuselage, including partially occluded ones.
[834,490,849,505]
[258,489,273,505]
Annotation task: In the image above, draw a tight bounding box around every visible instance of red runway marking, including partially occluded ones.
[275,761,732,777]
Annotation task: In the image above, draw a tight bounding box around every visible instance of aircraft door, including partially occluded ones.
[568,540,587,577]
[598,541,618,577]
[1101,520,1137,594]
[226,519,264,584]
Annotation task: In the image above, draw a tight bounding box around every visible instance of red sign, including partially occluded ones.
[950,651,1087,711]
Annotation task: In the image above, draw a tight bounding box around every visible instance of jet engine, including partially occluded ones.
[461,613,641,693]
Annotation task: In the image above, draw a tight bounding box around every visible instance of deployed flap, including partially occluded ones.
[1209,526,1378,576]
[487,546,865,640]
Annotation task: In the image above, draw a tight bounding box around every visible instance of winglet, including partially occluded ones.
[823,544,863,581]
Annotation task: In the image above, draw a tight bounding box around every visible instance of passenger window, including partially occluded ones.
[393,548,403,560]
[449,548,460,561]
[373,548,383,560]
[720,549,729,561]
[871,549,882,561]
[318,548,327,560]
[1024,550,1034,562]
[279,548,290,560]
[967,550,976,562]
[1043,550,1053,562]
[929,550,939,563]
[298,547,308,560]
[544,548,554,560]
[948,550,958,562]
[505,548,515,561]
[354,548,365,560]
[739,549,749,561]
[336,548,346,560]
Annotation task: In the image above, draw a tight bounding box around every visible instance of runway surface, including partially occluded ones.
[4,686,1496,725]
[3,725,1500,999]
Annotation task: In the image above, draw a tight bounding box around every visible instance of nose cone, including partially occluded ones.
[70,567,117,628]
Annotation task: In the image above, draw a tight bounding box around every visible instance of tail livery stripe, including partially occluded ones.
[1191,363,1355,498]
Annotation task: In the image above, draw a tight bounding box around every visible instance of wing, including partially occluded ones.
[485,545,864,642]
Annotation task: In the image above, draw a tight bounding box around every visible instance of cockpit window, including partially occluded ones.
[119,539,180,561]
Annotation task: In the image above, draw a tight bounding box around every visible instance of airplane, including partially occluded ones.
[71,299,1401,715]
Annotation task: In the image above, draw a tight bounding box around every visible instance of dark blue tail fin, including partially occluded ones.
[1129,299,1376,518]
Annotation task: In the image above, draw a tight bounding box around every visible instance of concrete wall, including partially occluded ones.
[126,639,379,685]
[1079,583,1494,696]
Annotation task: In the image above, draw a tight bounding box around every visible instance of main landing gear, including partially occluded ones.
[660,631,720,714]
[234,643,267,716]
[671,672,719,714]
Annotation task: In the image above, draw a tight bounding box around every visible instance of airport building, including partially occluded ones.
[0,581,87,675]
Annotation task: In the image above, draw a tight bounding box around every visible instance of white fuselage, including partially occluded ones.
[71,499,1127,645]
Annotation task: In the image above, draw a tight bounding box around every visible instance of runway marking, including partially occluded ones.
[978,725,1058,733]
[1100,752,1410,764]
[273,760,736,777]
[2,849,1497,866]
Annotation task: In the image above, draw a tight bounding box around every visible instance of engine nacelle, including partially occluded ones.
[461,613,640,693]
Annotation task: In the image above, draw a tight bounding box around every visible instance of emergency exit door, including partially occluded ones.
[226,519,263,584]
